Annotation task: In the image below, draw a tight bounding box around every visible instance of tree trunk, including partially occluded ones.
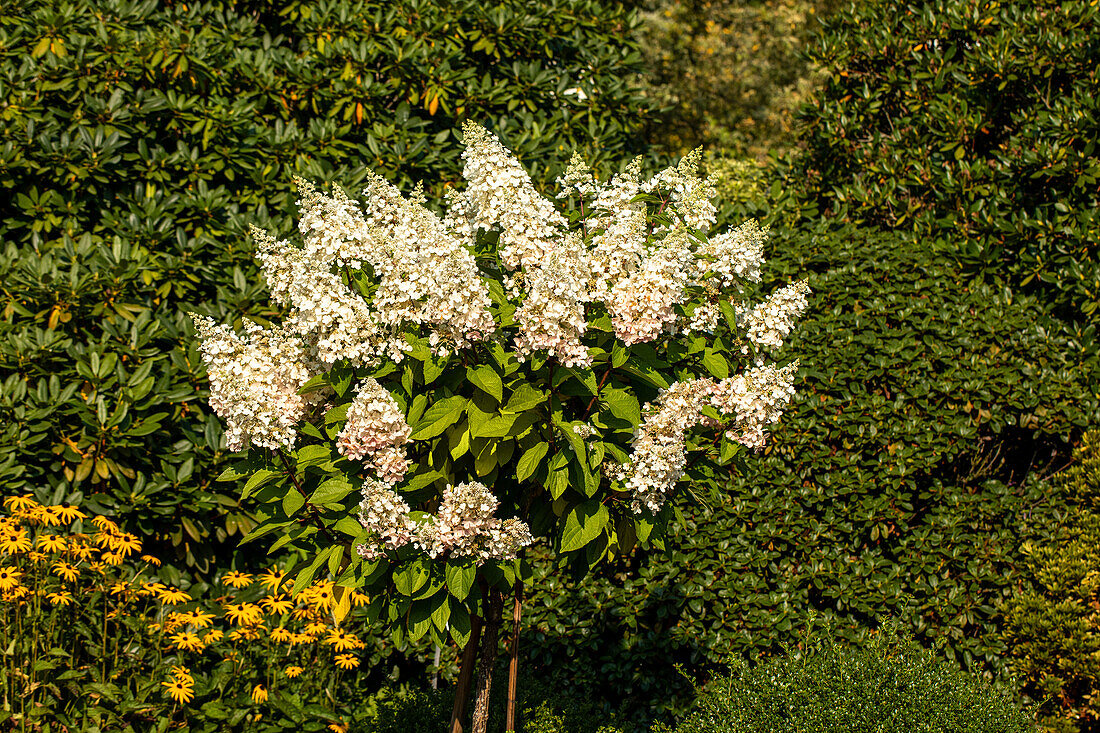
[505,582,523,732]
[471,589,504,733]
[449,614,483,733]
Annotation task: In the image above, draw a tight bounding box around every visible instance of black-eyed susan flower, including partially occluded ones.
[114,533,141,557]
[36,534,67,553]
[91,515,119,533]
[46,590,74,607]
[162,677,195,704]
[2,585,29,602]
[328,723,349,733]
[334,654,359,670]
[68,542,94,561]
[88,561,107,574]
[0,528,31,555]
[259,595,294,615]
[158,587,192,605]
[292,606,317,621]
[203,629,224,643]
[229,625,264,641]
[169,632,205,652]
[351,590,370,607]
[258,567,286,592]
[26,551,46,564]
[324,629,363,652]
[35,508,61,527]
[251,684,268,704]
[270,627,293,643]
[0,567,23,592]
[141,581,166,596]
[51,505,86,524]
[140,554,161,566]
[100,551,124,566]
[171,666,194,684]
[184,610,215,628]
[221,571,253,589]
[109,581,130,596]
[223,602,263,626]
[284,665,304,678]
[3,496,39,513]
[303,621,328,638]
[290,633,312,646]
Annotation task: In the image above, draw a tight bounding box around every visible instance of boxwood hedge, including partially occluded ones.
[0,0,654,568]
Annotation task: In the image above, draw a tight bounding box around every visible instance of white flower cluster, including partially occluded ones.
[191,316,316,452]
[356,480,533,564]
[610,363,800,514]
[739,280,812,353]
[335,379,412,485]
[710,363,800,450]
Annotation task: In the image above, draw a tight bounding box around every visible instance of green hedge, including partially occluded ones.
[0,0,653,569]
[664,625,1032,732]
[519,224,1096,725]
[793,0,1100,319]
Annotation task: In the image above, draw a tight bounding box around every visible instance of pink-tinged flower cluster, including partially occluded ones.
[610,363,800,514]
[356,479,418,561]
[605,230,696,345]
[191,316,316,452]
[334,379,412,485]
[356,481,532,564]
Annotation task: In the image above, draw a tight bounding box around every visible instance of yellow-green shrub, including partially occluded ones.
[1003,431,1100,731]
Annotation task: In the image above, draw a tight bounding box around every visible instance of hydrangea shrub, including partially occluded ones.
[194,123,811,722]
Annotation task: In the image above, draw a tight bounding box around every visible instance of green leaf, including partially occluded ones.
[311,476,354,505]
[449,601,472,646]
[296,444,334,470]
[718,300,738,331]
[702,350,729,379]
[553,417,585,456]
[324,404,349,424]
[502,384,547,414]
[445,561,476,600]
[612,341,629,368]
[516,443,549,482]
[432,593,452,631]
[241,469,280,501]
[408,598,436,642]
[411,396,467,440]
[282,491,305,517]
[467,365,503,402]
[333,516,362,537]
[559,500,609,552]
[394,558,431,596]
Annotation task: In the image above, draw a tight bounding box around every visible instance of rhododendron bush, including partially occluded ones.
[193,122,810,729]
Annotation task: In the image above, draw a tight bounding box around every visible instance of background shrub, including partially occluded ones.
[665,624,1033,732]
[793,0,1100,320]
[633,0,841,158]
[0,0,654,569]
[1003,431,1100,732]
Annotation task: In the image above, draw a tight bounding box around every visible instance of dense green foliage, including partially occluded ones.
[794,0,1100,318]
[1003,431,1100,732]
[518,224,1096,723]
[665,626,1032,732]
[359,673,624,733]
[0,0,653,568]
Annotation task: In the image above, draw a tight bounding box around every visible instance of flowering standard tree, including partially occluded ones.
[193,122,810,732]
